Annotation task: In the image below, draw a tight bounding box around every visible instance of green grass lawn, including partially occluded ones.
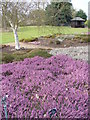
[1,26,88,44]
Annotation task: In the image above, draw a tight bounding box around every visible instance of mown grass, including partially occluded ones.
[1,26,88,44]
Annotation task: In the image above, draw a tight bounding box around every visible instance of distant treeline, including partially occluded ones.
[1,1,87,29]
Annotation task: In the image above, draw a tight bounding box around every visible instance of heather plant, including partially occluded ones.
[1,55,89,118]
[2,54,14,63]
[2,49,52,64]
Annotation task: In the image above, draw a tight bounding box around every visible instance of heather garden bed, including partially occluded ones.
[20,34,90,48]
[1,47,52,64]
[1,55,89,118]
[1,32,89,119]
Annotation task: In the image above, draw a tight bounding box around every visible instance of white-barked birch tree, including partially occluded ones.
[2,0,33,50]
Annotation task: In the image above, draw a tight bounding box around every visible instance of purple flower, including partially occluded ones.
[1,55,89,118]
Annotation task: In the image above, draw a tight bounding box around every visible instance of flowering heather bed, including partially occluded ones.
[1,55,89,118]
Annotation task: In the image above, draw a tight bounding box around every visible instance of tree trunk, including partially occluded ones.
[13,28,20,50]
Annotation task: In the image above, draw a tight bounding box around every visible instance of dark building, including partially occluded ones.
[71,17,85,28]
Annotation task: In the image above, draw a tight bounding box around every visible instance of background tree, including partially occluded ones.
[2,10,9,30]
[29,9,46,26]
[75,9,87,21]
[71,8,77,18]
[45,2,72,26]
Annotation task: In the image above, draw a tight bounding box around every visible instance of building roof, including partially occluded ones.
[71,17,85,21]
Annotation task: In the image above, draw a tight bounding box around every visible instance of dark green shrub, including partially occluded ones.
[2,49,52,63]
[26,49,52,58]
[55,40,61,45]
[2,53,14,63]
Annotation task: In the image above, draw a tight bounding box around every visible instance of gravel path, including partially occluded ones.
[4,42,53,50]
[4,42,89,62]
[49,46,89,61]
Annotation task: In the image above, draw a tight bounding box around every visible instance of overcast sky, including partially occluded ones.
[26,0,89,16]
[49,0,89,16]
[72,0,89,16]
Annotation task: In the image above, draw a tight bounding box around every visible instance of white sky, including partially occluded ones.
[25,0,89,16]
[72,0,89,16]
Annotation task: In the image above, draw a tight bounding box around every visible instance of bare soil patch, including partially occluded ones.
[1,34,89,56]
[36,35,89,48]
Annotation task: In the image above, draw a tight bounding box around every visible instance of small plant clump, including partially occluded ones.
[43,34,61,39]
[55,40,61,45]
[20,37,38,42]
[2,53,14,63]
[75,35,90,43]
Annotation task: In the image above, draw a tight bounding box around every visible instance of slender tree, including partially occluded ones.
[45,1,72,26]
[2,1,32,50]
